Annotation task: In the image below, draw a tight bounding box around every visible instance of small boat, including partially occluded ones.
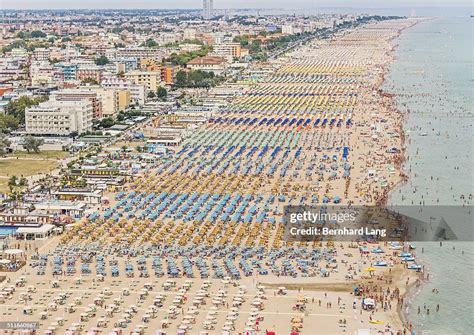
[408,264,422,270]
[418,132,428,136]
[409,244,416,250]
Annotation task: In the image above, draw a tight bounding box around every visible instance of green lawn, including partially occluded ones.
[8,150,70,160]
[0,159,58,178]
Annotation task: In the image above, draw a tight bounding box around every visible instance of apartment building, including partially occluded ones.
[55,63,78,81]
[79,86,130,117]
[33,48,50,61]
[114,90,131,112]
[183,28,197,40]
[101,78,146,105]
[161,66,174,85]
[116,58,138,74]
[76,67,103,84]
[187,56,227,75]
[10,48,28,58]
[282,25,294,35]
[115,48,162,61]
[138,58,162,71]
[25,98,93,135]
[211,43,242,61]
[125,70,161,92]
[51,89,103,119]
[30,61,63,86]
[158,33,177,46]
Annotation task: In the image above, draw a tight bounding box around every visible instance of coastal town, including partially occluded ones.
[0,2,438,335]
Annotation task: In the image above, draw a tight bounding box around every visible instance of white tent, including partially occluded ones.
[16,224,55,240]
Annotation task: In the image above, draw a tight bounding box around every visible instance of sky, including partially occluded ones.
[1,0,472,10]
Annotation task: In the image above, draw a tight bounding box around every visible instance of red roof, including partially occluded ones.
[187,56,226,66]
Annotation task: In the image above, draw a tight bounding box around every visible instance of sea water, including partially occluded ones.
[385,16,474,334]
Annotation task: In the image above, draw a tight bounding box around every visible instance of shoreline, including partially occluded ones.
[380,18,427,206]
[380,17,429,333]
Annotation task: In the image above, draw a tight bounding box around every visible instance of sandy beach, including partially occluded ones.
[0,17,428,335]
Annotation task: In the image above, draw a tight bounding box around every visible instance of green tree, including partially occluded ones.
[18,177,28,187]
[23,136,44,153]
[0,135,12,156]
[98,117,115,128]
[174,70,223,88]
[143,38,158,47]
[175,71,187,87]
[0,114,19,132]
[17,31,31,39]
[147,91,156,98]
[156,86,168,101]
[95,55,109,65]
[31,30,47,38]
[4,95,48,124]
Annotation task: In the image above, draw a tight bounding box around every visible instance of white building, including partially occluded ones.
[114,48,162,61]
[33,48,51,61]
[183,28,197,40]
[211,43,242,61]
[213,32,225,44]
[102,78,146,106]
[202,0,214,20]
[10,48,28,58]
[187,56,227,75]
[30,61,63,86]
[25,97,93,135]
[282,25,294,35]
[158,33,178,46]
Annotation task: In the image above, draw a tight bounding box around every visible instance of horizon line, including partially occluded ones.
[1,5,471,11]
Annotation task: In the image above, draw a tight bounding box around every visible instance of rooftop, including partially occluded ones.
[187,56,226,66]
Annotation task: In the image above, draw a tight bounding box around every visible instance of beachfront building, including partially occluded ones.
[0,204,49,226]
[33,200,86,219]
[147,136,182,147]
[25,97,93,135]
[15,224,55,240]
[187,56,227,75]
[52,188,103,205]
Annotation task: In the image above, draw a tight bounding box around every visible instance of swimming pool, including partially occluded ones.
[0,226,18,237]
